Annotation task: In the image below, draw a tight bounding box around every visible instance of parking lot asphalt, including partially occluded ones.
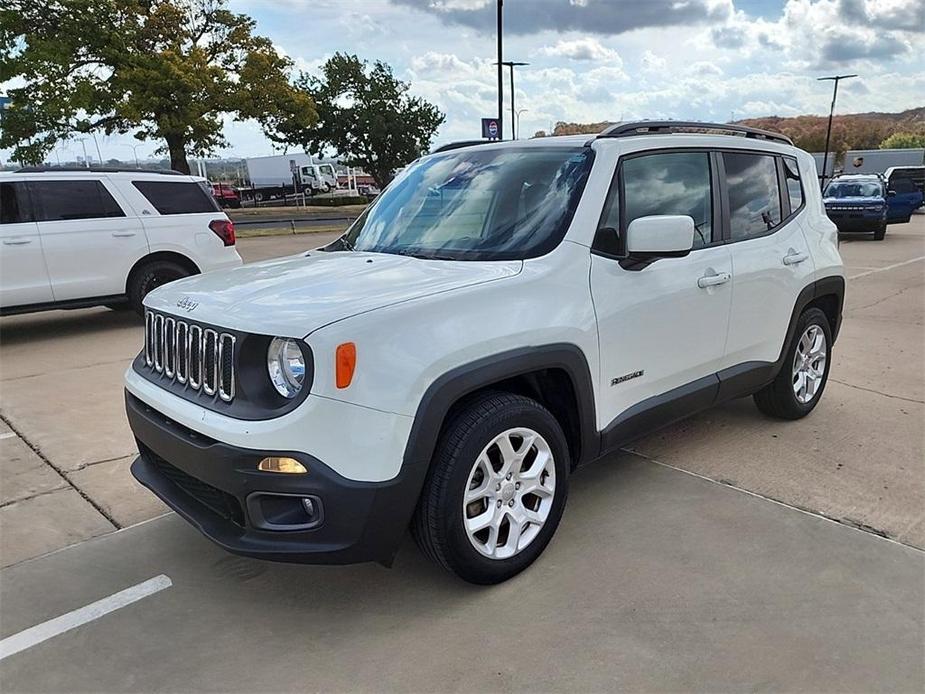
[0,216,923,690]
[1,455,922,692]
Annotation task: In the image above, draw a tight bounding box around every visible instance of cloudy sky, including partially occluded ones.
[7,0,924,164]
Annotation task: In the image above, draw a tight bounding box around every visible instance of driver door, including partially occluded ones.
[590,150,733,434]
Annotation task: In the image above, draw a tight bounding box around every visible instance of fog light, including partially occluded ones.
[301,498,316,516]
[258,457,307,474]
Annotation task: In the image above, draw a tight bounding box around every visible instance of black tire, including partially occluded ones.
[873,223,886,240]
[128,260,191,315]
[412,391,570,585]
[754,307,832,420]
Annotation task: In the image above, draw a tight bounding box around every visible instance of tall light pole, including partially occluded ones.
[511,107,529,140]
[498,60,528,140]
[818,74,857,189]
[74,137,90,167]
[119,143,143,167]
[497,0,503,138]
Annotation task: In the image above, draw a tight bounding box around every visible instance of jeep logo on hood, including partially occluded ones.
[176,296,199,312]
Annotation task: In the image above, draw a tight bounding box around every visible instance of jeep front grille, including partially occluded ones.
[144,311,235,402]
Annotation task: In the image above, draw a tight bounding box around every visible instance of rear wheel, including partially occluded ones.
[128,260,191,315]
[412,392,569,584]
[754,307,832,419]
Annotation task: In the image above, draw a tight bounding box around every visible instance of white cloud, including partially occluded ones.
[539,37,621,62]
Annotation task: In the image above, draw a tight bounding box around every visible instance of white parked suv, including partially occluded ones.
[125,122,844,584]
[0,168,242,316]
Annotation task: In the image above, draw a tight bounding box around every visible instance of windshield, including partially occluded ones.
[333,146,593,261]
[824,181,883,198]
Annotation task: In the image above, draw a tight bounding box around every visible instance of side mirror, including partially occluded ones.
[626,215,695,258]
[887,190,897,197]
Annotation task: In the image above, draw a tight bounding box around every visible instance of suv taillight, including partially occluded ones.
[209,219,235,246]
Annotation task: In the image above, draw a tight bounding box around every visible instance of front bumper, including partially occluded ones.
[126,392,423,565]
[826,211,885,232]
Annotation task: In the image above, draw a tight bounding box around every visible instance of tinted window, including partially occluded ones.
[724,152,781,240]
[29,180,125,221]
[338,147,593,261]
[823,181,883,198]
[133,180,220,215]
[890,178,916,194]
[622,151,713,249]
[0,182,32,224]
[783,156,804,213]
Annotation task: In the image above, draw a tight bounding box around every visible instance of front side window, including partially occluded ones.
[724,152,781,240]
[28,180,124,222]
[336,146,593,261]
[622,151,713,250]
[0,182,32,224]
[133,180,221,215]
[783,156,804,213]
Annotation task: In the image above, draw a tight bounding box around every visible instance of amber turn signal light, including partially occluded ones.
[336,342,357,389]
[257,457,308,474]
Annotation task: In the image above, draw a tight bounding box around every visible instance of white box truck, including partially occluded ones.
[243,154,338,202]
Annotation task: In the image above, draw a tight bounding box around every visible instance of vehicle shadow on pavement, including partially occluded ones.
[0,307,141,345]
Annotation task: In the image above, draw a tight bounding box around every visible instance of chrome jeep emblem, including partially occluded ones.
[176,296,199,312]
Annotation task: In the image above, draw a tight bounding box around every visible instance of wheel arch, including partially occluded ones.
[402,344,600,479]
[125,251,201,294]
[774,275,845,373]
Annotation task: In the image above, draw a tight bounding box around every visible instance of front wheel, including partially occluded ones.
[873,222,887,240]
[754,307,832,419]
[412,392,570,584]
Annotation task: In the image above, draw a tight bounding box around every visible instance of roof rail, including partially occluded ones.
[13,166,186,175]
[431,140,493,154]
[595,121,793,145]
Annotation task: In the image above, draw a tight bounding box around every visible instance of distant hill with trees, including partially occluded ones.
[534,107,925,159]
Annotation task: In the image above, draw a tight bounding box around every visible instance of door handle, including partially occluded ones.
[112,231,137,238]
[2,238,32,246]
[783,250,808,265]
[697,272,730,289]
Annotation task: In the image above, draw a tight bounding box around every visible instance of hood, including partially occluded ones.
[144,250,522,336]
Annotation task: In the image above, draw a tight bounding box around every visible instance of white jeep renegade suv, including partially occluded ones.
[125,122,844,584]
[0,167,241,316]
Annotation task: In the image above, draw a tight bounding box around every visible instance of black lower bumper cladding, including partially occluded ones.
[125,391,421,565]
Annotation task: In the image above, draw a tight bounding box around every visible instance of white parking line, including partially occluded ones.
[848,255,925,280]
[0,432,16,440]
[0,574,172,661]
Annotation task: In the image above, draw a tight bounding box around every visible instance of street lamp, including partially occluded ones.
[817,74,857,189]
[497,60,529,140]
[497,0,503,136]
[511,107,529,140]
[118,143,144,167]
[74,137,90,168]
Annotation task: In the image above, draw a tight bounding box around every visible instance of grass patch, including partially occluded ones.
[236,224,348,239]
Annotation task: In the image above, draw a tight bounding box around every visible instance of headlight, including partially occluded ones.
[267,337,306,398]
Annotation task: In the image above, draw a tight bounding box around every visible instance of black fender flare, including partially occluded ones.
[774,275,845,371]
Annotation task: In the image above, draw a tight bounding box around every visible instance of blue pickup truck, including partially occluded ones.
[823,173,923,241]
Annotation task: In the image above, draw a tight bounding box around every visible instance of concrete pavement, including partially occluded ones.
[1,455,922,692]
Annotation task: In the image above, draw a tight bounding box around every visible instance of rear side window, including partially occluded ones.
[0,182,32,224]
[723,152,781,240]
[133,180,220,215]
[621,151,714,250]
[28,180,125,221]
[890,178,916,194]
[783,156,804,213]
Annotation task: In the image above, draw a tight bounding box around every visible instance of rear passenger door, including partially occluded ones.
[0,181,54,307]
[722,152,814,367]
[30,178,147,301]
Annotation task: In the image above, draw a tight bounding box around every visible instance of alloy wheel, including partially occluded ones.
[462,427,556,560]
[792,325,827,404]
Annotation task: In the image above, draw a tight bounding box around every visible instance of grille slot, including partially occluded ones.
[143,311,235,402]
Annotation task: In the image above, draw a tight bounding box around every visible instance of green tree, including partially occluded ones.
[880,132,925,149]
[0,0,316,172]
[295,53,444,188]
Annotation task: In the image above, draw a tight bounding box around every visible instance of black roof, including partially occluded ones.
[594,120,793,145]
